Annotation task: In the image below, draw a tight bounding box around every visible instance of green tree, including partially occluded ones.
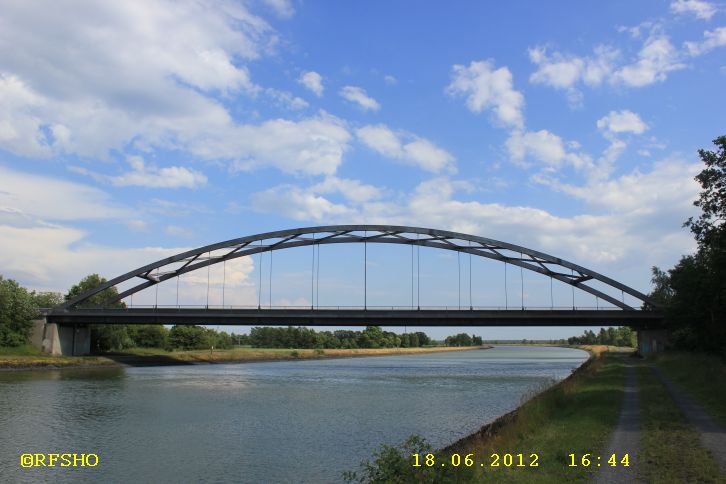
[0,276,38,346]
[685,135,726,248]
[169,325,212,350]
[32,291,64,308]
[66,274,129,352]
[127,325,169,348]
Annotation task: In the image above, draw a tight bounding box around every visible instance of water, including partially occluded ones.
[0,346,588,483]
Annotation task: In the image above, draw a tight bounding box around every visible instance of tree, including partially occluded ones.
[169,325,212,350]
[32,291,64,308]
[0,276,38,346]
[685,135,726,248]
[127,325,169,348]
[66,274,129,352]
[646,136,726,352]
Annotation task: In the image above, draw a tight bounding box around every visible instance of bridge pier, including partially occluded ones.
[637,328,669,356]
[30,318,91,356]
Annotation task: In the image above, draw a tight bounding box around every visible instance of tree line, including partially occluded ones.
[567,327,635,347]
[647,136,726,353]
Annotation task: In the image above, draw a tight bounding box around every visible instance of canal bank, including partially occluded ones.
[0,344,489,371]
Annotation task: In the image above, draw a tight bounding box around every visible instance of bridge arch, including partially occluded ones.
[63,225,657,310]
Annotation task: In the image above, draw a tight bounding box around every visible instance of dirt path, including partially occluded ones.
[593,363,642,483]
[652,366,726,476]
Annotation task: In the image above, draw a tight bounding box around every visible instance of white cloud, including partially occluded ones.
[446,60,525,128]
[540,158,700,216]
[225,113,351,176]
[670,0,717,20]
[0,1,303,163]
[528,46,619,105]
[73,156,207,189]
[505,130,592,171]
[596,110,649,134]
[685,27,726,56]
[384,75,398,85]
[298,71,324,97]
[262,0,295,18]
[311,176,384,203]
[251,185,354,221]
[265,88,309,110]
[356,124,456,173]
[0,165,131,221]
[612,35,686,87]
[339,86,381,111]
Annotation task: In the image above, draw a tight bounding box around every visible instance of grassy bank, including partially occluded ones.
[0,345,118,369]
[651,352,726,426]
[0,345,488,370]
[346,346,626,483]
[636,364,725,483]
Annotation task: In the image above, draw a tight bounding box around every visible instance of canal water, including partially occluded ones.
[0,346,588,483]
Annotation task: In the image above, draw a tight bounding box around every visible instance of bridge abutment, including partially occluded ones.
[30,318,91,356]
[637,328,669,356]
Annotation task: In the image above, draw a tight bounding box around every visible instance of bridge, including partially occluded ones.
[32,225,666,355]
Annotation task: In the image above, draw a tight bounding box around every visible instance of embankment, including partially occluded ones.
[0,345,490,371]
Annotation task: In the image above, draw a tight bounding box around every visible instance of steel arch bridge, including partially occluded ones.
[45,225,663,329]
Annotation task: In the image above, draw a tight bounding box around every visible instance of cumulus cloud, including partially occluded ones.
[225,113,351,175]
[670,0,717,20]
[446,60,525,128]
[528,31,687,98]
[505,130,592,172]
[356,124,456,173]
[596,110,649,134]
[298,71,324,97]
[0,1,350,177]
[685,27,726,56]
[252,185,355,221]
[612,34,686,87]
[339,86,381,111]
[72,156,208,189]
[311,176,384,204]
[528,46,619,105]
[0,165,131,221]
[265,88,309,110]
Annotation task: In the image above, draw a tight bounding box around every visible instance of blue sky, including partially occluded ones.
[1,0,724,339]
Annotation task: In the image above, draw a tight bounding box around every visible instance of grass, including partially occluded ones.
[0,345,486,369]
[637,364,726,483]
[652,352,726,426]
[346,348,627,483]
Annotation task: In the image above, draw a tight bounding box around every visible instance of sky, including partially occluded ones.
[1,0,724,339]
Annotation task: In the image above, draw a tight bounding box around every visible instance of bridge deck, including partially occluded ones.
[45,308,665,328]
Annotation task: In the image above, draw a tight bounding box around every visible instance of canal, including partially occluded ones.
[0,346,588,483]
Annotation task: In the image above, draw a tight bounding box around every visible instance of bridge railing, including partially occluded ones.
[57,304,628,311]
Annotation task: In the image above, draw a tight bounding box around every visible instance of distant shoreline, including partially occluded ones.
[0,345,491,372]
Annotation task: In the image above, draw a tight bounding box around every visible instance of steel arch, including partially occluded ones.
[63,225,657,310]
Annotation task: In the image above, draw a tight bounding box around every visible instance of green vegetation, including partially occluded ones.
[637,365,726,483]
[444,333,483,346]
[345,350,625,483]
[247,325,436,349]
[649,135,726,353]
[652,352,726,425]
[567,327,635,347]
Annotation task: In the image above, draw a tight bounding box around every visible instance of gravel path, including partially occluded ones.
[593,364,642,484]
[652,366,726,476]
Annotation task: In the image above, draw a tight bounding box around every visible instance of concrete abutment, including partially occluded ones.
[30,318,91,356]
